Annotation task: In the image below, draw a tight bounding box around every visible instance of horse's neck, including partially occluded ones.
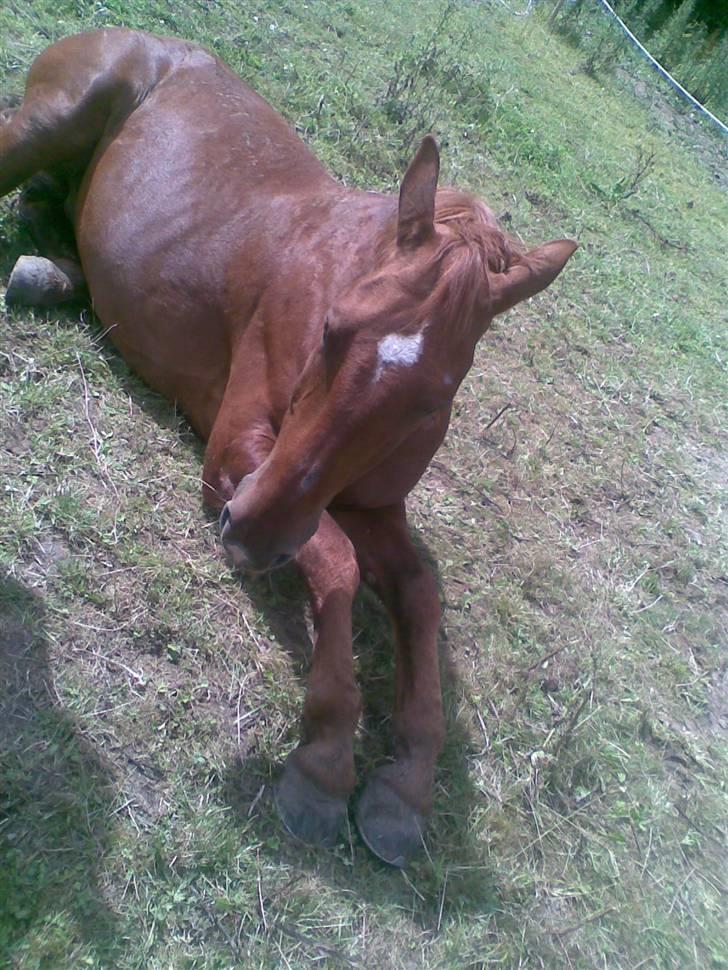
[273,187,396,299]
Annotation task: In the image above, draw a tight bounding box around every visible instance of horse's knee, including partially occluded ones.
[300,520,360,612]
[373,555,440,630]
[337,550,361,601]
[305,666,362,735]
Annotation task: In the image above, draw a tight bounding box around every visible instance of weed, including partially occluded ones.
[378,2,494,158]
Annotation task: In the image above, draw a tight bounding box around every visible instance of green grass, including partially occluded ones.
[1,1,727,968]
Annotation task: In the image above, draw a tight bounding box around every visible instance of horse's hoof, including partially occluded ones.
[274,757,348,849]
[5,255,75,307]
[355,772,427,868]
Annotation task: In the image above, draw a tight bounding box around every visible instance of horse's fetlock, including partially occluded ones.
[292,738,356,796]
[394,711,445,762]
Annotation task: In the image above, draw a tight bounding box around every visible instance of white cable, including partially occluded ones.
[593,0,728,136]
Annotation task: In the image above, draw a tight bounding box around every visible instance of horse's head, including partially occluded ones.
[221,137,576,571]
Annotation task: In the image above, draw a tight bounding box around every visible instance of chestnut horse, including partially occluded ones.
[0,29,576,866]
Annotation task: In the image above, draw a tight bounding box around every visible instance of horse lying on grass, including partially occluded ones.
[0,28,576,866]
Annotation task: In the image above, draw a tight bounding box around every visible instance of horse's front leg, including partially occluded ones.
[275,512,362,848]
[334,503,444,867]
[204,401,361,847]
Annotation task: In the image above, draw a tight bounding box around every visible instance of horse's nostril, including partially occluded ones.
[272,553,291,569]
[219,503,231,533]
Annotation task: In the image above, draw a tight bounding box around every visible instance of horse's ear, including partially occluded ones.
[488,239,577,317]
[397,135,440,248]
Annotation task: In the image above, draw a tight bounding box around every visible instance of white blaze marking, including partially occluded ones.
[374,331,424,382]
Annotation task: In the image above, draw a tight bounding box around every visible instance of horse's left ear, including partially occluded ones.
[397,135,440,248]
[488,239,577,317]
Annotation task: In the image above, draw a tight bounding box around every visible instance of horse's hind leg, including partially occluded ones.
[0,67,91,307]
[6,173,87,306]
[0,31,151,305]
[0,31,134,198]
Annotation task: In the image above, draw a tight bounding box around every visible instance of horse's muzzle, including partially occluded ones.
[219,499,316,574]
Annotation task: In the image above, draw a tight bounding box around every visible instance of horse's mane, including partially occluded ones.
[435,188,519,274]
[428,187,524,330]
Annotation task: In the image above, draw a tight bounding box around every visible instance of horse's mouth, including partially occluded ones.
[219,480,321,574]
[219,506,295,573]
[219,522,292,574]
[223,540,292,574]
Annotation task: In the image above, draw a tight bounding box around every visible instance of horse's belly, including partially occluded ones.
[75,92,250,432]
[78,185,232,436]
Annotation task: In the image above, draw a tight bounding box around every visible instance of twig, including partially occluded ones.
[627,207,688,252]
[483,402,512,433]
[400,869,426,902]
[551,690,590,758]
[615,148,656,201]
[436,868,449,934]
[256,850,268,932]
[195,889,243,960]
[550,906,615,938]
[492,0,533,14]
[524,644,567,674]
[547,0,568,25]
[83,698,138,718]
[624,565,650,594]
[248,783,266,818]
[275,920,357,967]
[631,594,663,614]
[674,803,727,854]
[639,825,654,877]
[89,321,118,345]
[470,700,490,750]
[76,352,119,496]
[84,647,146,687]
[241,607,266,653]
[236,684,243,746]
[691,864,728,896]
[668,868,695,915]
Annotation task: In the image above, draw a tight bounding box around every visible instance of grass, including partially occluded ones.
[1,1,727,967]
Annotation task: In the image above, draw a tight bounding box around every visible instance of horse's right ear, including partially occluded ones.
[488,239,577,318]
[397,135,440,248]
